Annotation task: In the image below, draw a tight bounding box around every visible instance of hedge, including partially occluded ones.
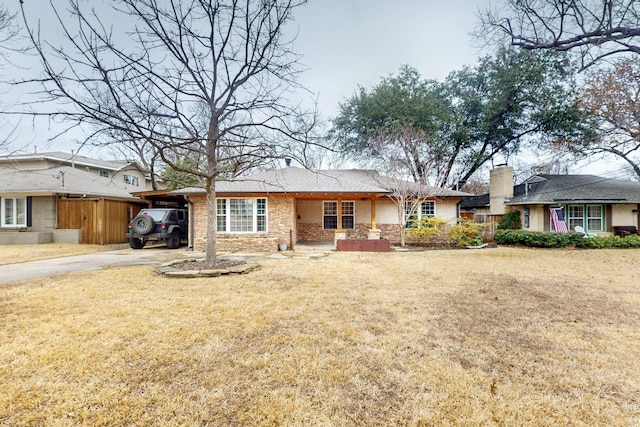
[494,229,640,249]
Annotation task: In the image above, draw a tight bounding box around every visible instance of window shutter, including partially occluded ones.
[26,196,32,227]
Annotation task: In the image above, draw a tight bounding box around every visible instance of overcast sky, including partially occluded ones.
[3,0,491,154]
[1,0,623,177]
[292,0,491,118]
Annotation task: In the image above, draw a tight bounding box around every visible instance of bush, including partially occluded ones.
[498,210,522,230]
[447,219,484,247]
[407,217,448,244]
[408,217,484,247]
[495,229,640,249]
[575,234,640,249]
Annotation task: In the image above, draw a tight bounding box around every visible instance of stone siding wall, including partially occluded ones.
[191,194,295,253]
[297,223,372,242]
[378,224,426,245]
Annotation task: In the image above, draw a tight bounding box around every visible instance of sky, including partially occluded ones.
[0,0,626,178]
[1,0,491,155]
[292,0,491,118]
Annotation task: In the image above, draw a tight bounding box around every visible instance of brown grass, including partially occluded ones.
[0,243,123,265]
[1,247,639,426]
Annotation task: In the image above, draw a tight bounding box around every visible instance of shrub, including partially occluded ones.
[447,219,484,247]
[495,230,640,249]
[408,217,484,247]
[498,210,522,230]
[407,217,448,244]
[575,234,640,249]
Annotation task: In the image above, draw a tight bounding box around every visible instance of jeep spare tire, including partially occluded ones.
[132,215,154,235]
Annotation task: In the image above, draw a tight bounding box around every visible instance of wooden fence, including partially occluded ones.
[58,198,143,244]
[473,214,504,242]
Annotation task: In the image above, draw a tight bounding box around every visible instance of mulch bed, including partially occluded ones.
[168,259,246,271]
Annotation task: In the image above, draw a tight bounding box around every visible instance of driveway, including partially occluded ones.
[0,247,181,285]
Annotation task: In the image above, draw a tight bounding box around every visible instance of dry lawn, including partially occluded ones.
[0,243,123,265]
[1,247,640,426]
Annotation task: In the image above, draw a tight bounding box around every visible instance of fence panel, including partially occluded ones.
[58,198,137,244]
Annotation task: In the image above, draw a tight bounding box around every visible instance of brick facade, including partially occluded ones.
[297,223,373,241]
[190,194,296,253]
[190,193,428,251]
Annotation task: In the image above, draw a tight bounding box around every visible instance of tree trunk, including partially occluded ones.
[204,118,219,268]
[205,177,217,267]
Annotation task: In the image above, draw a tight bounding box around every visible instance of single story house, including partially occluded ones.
[461,166,640,235]
[0,166,147,244]
[171,167,470,252]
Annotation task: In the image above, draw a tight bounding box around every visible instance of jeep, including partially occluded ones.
[126,208,188,249]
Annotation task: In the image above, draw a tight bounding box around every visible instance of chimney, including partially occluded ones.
[284,157,291,167]
[489,165,514,215]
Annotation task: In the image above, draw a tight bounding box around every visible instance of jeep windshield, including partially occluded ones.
[139,210,169,221]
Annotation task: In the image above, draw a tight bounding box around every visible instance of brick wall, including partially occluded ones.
[297,223,374,241]
[190,194,295,253]
[190,193,418,250]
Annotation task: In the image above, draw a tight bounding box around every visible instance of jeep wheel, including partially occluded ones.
[132,215,154,235]
[130,237,145,249]
[167,230,181,249]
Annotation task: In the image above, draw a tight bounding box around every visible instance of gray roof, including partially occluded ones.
[508,174,640,204]
[0,166,142,200]
[170,167,470,197]
[0,151,137,171]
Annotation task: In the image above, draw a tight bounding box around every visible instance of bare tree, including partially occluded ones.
[386,179,436,247]
[579,56,640,178]
[19,0,315,266]
[0,3,28,153]
[480,0,640,69]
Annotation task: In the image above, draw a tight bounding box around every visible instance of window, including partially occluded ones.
[562,204,604,232]
[323,201,337,229]
[421,201,435,217]
[405,201,436,227]
[123,174,140,186]
[567,205,584,230]
[586,205,603,231]
[323,201,355,230]
[216,198,267,233]
[217,199,227,232]
[341,201,354,229]
[1,197,27,227]
[99,170,110,178]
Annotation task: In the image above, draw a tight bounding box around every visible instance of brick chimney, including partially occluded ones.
[489,165,514,215]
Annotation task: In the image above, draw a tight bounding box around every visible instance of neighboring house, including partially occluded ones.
[0,165,147,245]
[0,150,160,191]
[170,167,470,252]
[461,166,640,235]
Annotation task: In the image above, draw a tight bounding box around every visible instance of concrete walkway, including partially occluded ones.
[0,247,179,285]
[0,246,334,285]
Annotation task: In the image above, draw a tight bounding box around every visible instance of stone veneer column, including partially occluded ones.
[367,229,381,240]
[334,229,347,246]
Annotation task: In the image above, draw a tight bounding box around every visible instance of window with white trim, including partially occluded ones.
[123,174,139,186]
[99,170,110,178]
[405,201,436,227]
[586,205,603,231]
[216,198,267,233]
[563,204,604,232]
[1,197,27,227]
[323,201,355,230]
[567,205,584,230]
